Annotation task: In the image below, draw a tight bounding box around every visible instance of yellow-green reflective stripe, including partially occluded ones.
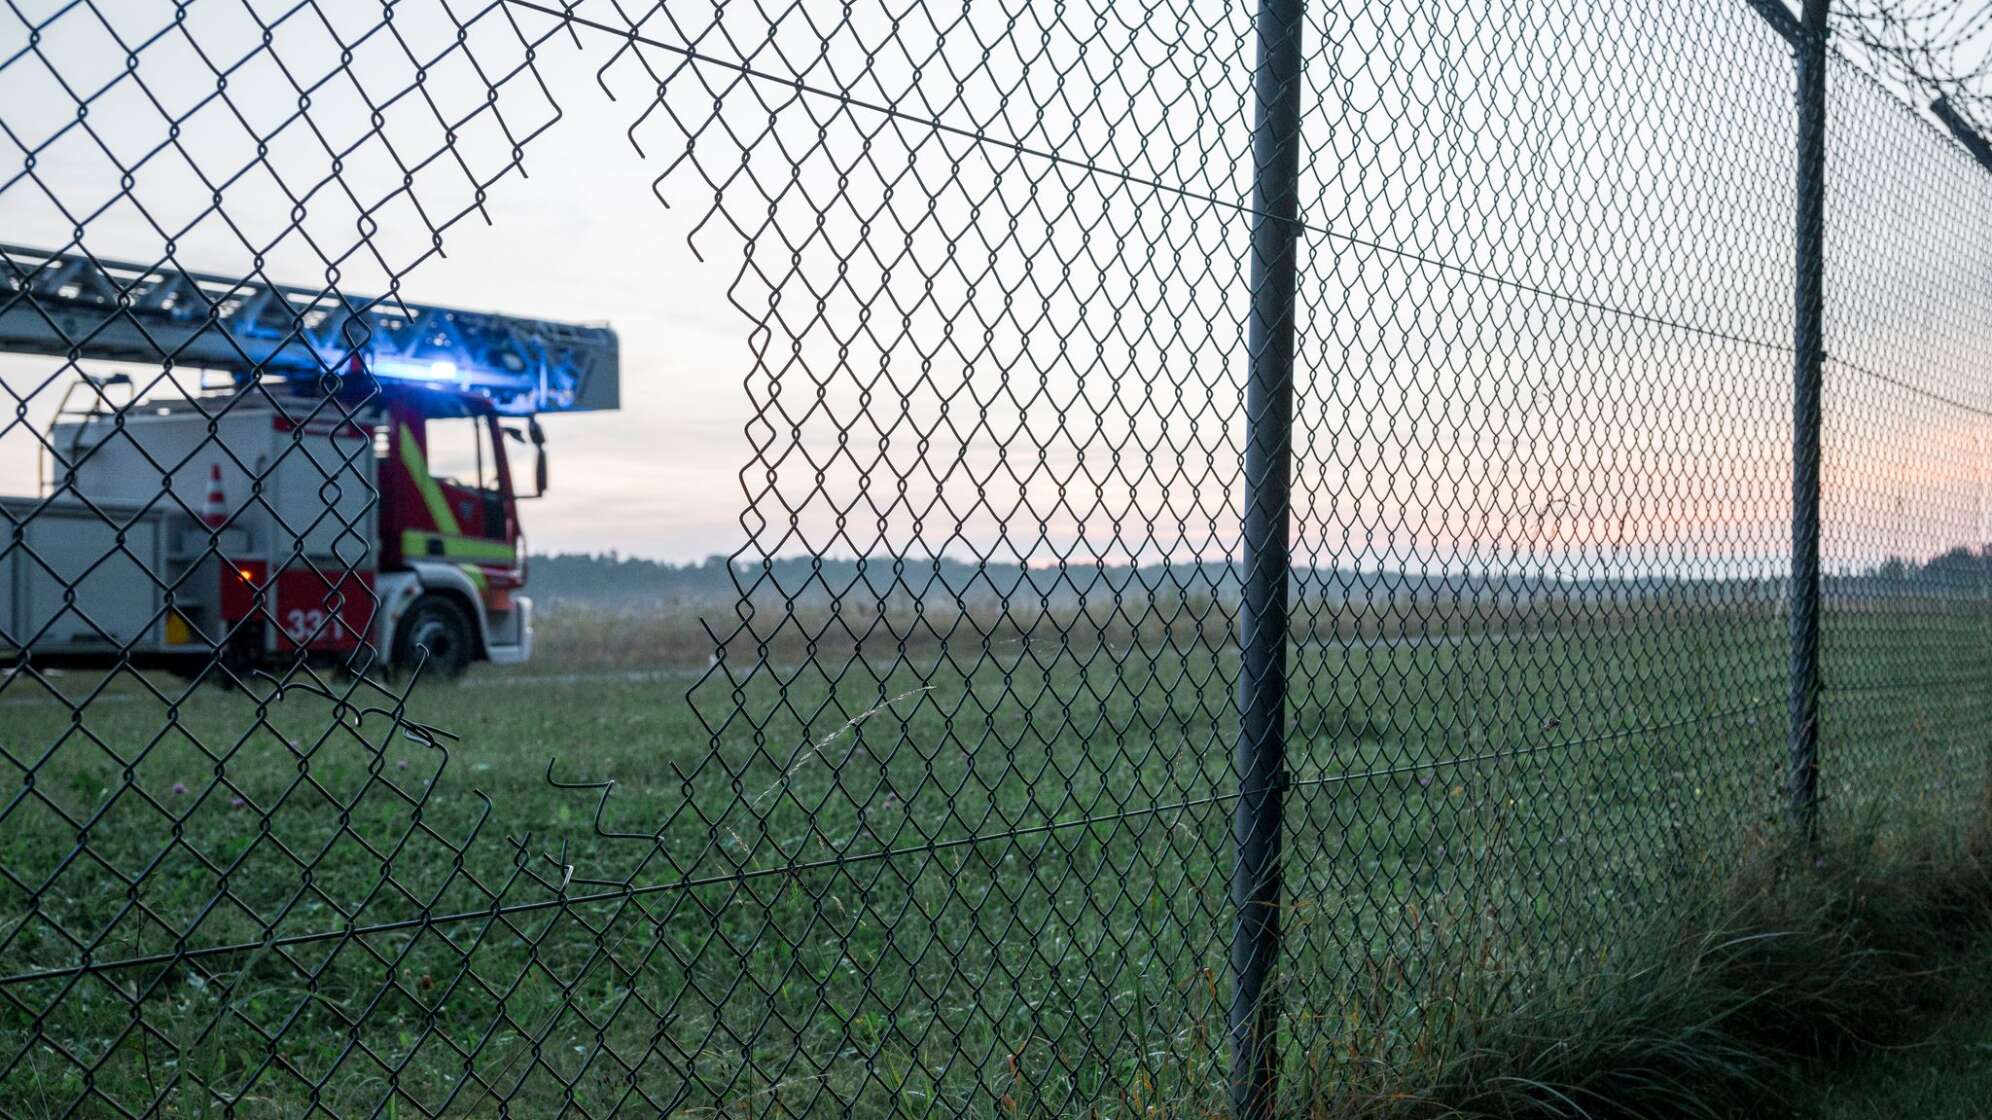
[458,564,488,590]
[401,530,516,563]
[397,423,461,535]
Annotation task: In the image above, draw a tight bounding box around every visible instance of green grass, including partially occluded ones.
[1798,925,1992,1120]
[0,604,1983,1117]
[1812,1022,1992,1119]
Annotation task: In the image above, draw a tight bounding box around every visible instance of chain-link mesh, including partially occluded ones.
[1817,42,1992,846]
[1,1,1987,1117]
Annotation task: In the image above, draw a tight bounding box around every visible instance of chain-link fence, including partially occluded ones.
[2,1,1987,1117]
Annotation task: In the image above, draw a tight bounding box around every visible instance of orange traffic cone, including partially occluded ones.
[202,463,227,529]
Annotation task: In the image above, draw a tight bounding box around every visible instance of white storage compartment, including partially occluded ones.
[1,499,169,651]
[58,398,379,570]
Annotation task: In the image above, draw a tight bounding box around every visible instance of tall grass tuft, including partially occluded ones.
[1306,782,1992,1120]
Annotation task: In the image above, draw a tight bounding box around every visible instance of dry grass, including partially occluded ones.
[528,588,1779,673]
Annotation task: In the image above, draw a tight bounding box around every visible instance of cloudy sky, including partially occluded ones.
[4,0,1985,576]
[2,6,757,561]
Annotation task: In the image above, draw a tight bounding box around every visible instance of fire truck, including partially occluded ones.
[1,244,618,679]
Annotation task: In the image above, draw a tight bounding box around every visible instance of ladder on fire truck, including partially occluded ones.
[0,243,619,414]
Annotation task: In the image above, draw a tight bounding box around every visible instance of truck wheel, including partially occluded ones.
[394,595,473,681]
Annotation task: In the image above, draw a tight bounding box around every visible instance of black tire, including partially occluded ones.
[394,595,474,681]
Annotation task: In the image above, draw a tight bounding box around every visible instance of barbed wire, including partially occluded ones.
[1834,1,1992,132]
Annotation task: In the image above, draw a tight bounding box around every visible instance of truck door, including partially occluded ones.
[424,413,504,541]
[387,402,518,570]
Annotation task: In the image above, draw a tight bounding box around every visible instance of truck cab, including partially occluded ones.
[374,389,540,676]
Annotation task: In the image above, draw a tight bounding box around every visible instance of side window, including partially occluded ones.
[425,417,496,491]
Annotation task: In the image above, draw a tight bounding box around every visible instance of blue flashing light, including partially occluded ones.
[373,355,461,384]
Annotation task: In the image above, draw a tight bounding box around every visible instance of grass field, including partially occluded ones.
[0,602,1983,1117]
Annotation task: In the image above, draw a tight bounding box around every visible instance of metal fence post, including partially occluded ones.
[1231,0,1306,1115]
[1788,0,1830,841]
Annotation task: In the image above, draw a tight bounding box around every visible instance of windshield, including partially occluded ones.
[425,414,498,492]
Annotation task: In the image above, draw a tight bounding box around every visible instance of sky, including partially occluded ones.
[4,0,1989,577]
[1,4,757,561]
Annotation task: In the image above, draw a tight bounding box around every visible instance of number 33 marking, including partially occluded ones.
[285,607,326,642]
